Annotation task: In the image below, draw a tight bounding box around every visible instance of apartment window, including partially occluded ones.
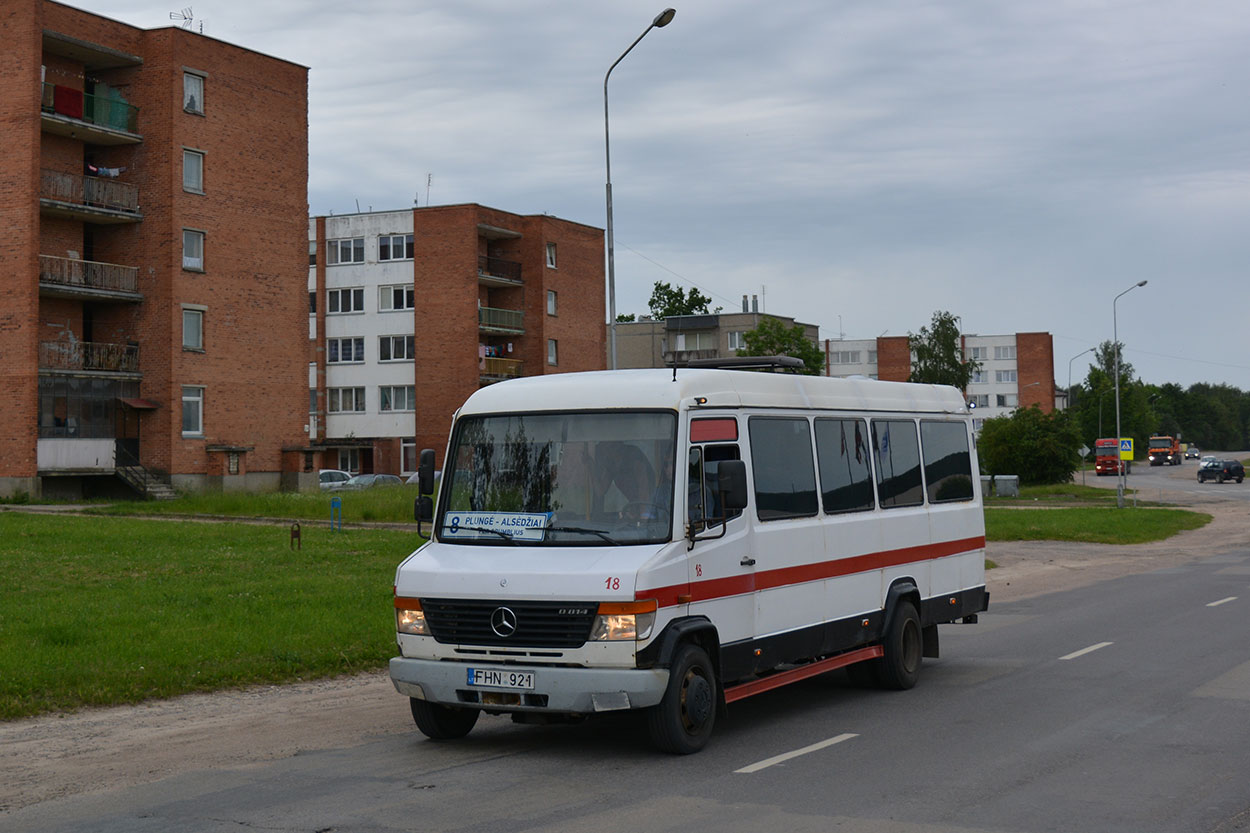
[970,370,987,384]
[547,338,558,366]
[996,369,1017,384]
[830,350,861,365]
[970,394,990,408]
[182,306,205,351]
[183,71,204,114]
[546,242,557,268]
[308,291,316,314]
[181,386,204,436]
[182,229,204,271]
[308,241,317,267]
[326,237,364,265]
[379,334,415,361]
[183,149,204,193]
[996,393,1019,408]
[380,385,415,412]
[675,331,716,350]
[327,337,364,363]
[338,448,360,473]
[401,439,417,475]
[967,346,988,361]
[547,290,557,316]
[727,331,746,351]
[994,345,1016,360]
[309,389,317,413]
[867,350,878,363]
[379,284,414,311]
[378,234,413,261]
[327,387,366,413]
[327,287,365,314]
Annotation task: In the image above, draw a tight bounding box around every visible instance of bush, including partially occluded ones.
[978,405,1082,485]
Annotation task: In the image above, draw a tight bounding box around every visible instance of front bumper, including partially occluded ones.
[389,656,669,715]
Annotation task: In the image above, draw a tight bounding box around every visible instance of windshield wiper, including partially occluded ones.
[454,526,520,545]
[544,525,622,545]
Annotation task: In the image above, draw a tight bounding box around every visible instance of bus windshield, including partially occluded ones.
[438,411,677,546]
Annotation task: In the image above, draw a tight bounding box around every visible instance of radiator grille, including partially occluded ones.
[422,599,598,648]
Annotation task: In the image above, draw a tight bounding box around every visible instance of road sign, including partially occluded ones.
[1119,438,1134,460]
[1079,445,1090,458]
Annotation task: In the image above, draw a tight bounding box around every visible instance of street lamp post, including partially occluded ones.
[1113,280,1148,508]
[1067,347,1094,411]
[604,8,676,370]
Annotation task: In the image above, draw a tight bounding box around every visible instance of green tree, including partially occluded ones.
[909,310,980,388]
[738,317,824,375]
[648,281,714,319]
[977,405,1082,484]
[615,313,636,322]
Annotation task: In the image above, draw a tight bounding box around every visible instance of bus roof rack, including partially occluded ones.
[668,355,807,373]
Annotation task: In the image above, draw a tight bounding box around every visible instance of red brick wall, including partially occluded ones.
[1016,332,1055,413]
[876,336,911,382]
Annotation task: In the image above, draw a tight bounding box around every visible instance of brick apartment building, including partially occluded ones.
[825,332,1056,431]
[0,0,310,498]
[308,205,605,475]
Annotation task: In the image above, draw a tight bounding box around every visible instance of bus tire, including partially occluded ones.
[877,600,922,690]
[646,643,717,754]
[409,698,479,740]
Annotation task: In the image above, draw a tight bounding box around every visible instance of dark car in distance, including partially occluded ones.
[1197,459,1244,484]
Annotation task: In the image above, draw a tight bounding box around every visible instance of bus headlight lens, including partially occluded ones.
[589,602,657,641]
[395,596,428,635]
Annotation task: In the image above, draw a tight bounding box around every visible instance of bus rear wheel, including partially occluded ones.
[877,600,921,690]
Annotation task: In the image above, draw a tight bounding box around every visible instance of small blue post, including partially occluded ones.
[330,496,342,531]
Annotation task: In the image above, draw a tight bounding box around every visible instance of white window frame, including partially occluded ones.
[183,71,205,115]
[326,237,364,265]
[970,370,987,384]
[379,385,416,412]
[181,305,205,351]
[182,229,205,271]
[996,369,1018,384]
[967,346,988,361]
[546,290,557,316]
[181,385,204,437]
[994,346,1017,360]
[547,338,558,366]
[379,284,415,312]
[338,448,360,473]
[327,337,365,364]
[401,438,417,475]
[378,233,414,261]
[727,331,746,351]
[327,287,365,314]
[379,334,415,362]
[182,148,204,193]
[996,393,1019,408]
[545,242,557,268]
[327,387,366,413]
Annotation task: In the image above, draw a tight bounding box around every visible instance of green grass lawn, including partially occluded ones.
[0,513,422,721]
[88,484,425,525]
[985,506,1211,544]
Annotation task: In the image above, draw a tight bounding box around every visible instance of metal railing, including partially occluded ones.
[478,255,522,283]
[481,357,522,378]
[39,255,139,294]
[478,306,524,332]
[39,340,139,373]
[40,169,140,214]
[41,83,140,133]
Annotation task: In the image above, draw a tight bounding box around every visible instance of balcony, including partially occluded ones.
[478,306,524,334]
[663,348,720,366]
[478,255,523,287]
[39,255,142,302]
[40,169,142,223]
[41,83,141,145]
[480,357,522,384]
[39,340,140,376]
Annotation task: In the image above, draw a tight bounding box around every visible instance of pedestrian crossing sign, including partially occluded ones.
[1119,438,1133,460]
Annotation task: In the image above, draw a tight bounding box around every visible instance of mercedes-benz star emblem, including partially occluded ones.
[490,606,518,638]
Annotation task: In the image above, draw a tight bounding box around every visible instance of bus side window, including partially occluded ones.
[688,443,743,529]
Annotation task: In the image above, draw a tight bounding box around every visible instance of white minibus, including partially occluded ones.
[391,364,988,753]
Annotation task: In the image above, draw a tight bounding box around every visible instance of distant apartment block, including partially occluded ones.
[825,332,1056,430]
[308,205,605,475]
[0,0,309,498]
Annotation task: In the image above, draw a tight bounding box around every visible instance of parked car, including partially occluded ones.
[319,469,351,490]
[1184,446,1200,459]
[404,470,441,486]
[1197,459,1244,484]
[334,473,403,490]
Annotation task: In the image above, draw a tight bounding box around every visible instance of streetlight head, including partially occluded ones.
[654,8,676,27]
[1137,280,1148,287]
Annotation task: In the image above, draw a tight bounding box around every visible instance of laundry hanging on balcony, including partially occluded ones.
[85,164,127,178]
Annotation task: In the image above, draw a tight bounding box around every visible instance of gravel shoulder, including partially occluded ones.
[3,466,1246,813]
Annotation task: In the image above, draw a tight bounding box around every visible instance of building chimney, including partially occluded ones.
[751,295,759,313]
[742,295,748,313]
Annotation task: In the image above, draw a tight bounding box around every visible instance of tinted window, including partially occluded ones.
[814,418,874,514]
[872,420,923,509]
[749,417,818,520]
[921,421,974,503]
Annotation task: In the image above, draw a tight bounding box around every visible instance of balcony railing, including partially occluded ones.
[41,83,140,134]
[39,255,139,294]
[41,169,140,215]
[478,306,524,333]
[478,255,522,283]
[39,340,139,374]
[481,357,523,380]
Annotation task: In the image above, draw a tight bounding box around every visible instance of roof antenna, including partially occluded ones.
[169,7,203,32]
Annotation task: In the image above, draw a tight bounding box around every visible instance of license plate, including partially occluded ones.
[467,667,535,690]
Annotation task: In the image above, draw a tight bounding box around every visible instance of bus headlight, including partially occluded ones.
[395,596,429,636]
[590,601,657,641]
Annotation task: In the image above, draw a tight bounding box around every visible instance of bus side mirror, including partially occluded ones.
[418,448,436,495]
[414,495,433,523]
[717,459,748,511]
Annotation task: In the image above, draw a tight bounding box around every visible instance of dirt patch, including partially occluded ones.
[3,474,1246,814]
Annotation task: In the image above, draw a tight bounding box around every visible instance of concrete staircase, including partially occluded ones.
[116,464,178,501]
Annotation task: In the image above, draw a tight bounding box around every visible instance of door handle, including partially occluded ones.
[740,557,756,567]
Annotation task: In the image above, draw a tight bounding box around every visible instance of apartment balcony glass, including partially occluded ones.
[478,306,524,334]
[40,83,141,144]
[477,255,523,286]
[39,254,141,300]
[40,169,142,222]
[39,340,140,375]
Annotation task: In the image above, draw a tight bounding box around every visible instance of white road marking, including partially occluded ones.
[735,733,858,774]
[1207,596,1238,608]
[1059,641,1113,661]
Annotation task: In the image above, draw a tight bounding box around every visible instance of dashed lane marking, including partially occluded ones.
[735,733,858,774]
[1059,641,1113,661]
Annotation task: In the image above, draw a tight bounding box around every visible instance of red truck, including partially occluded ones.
[1095,438,1130,476]
[1148,435,1181,466]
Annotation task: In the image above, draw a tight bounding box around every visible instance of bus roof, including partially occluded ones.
[459,369,970,417]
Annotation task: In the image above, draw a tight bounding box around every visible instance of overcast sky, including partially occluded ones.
[78,0,1250,390]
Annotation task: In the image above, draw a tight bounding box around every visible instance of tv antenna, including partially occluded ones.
[169,8,204,33]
